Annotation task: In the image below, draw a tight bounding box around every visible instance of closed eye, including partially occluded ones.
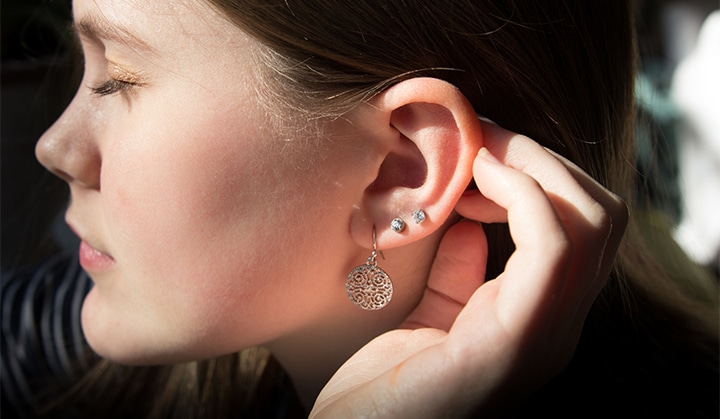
[90,78,138,97]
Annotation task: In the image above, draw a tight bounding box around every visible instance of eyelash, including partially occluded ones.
[90,78,138,97]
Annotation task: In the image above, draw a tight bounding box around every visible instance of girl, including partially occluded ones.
[7,0,718,417]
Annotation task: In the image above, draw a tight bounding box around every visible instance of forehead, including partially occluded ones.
[72,0,249,51]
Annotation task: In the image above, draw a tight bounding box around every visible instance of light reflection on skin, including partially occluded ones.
[37,0,424,378]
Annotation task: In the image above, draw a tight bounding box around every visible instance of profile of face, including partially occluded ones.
[35,0,405,364]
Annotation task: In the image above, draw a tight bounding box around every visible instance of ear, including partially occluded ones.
[348,77,482,249]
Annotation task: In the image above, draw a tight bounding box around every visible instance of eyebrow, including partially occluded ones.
[72,15,155,53]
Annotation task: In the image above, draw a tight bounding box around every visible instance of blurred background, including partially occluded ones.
[634,0,720,279]
[1,0,719,278]
[2,0,78,270]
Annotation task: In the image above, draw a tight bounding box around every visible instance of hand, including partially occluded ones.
[310,122,628,418]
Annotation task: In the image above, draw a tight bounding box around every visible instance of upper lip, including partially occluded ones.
[66,215,112,257]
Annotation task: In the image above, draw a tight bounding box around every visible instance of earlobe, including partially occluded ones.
[349,77,483,249]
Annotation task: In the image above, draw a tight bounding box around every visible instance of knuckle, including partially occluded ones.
[586,191,629,240]
[608,193,630,230]
[587,201,612,234]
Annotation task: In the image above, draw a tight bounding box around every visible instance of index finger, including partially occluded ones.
[452,147,572,334]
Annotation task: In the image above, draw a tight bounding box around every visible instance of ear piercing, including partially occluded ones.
[412,209,426,224]
[390,218,406,233]
[390,209,427,233]
[346,227,393,310]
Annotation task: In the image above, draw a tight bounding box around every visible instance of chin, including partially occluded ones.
[83,331,203,366]
[80,288,253,366]
[80,291,178,365]
[81,318,237,367]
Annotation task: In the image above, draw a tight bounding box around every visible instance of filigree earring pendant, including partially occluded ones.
[345,227,393,310]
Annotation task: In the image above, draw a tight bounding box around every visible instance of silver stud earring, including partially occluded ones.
[390,217,406,233]
[413,209,426,224]
[345,227,393,310]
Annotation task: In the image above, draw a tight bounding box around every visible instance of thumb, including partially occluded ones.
[402,220,488,331]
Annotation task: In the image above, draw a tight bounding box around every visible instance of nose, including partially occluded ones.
[35,92,102,190]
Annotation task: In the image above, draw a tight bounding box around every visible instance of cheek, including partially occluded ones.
[99,101,283,322]
[87,88,365,360]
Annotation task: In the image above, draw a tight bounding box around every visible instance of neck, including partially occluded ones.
[266,313,394,409]
[267,300,419,410]
[270,338,352,409]
[266,238,440,409]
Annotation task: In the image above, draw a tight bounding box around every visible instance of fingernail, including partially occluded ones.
[478,147,501,164]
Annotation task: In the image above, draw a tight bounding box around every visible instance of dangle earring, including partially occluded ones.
[345,227,393,310]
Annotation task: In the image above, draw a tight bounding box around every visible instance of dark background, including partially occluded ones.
[2,0,78,270]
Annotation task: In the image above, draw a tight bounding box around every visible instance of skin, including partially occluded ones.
[38,0,470,406]
[37,0,628,414]
[37,0,416,388]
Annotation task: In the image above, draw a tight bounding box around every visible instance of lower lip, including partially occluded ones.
[79,240,116,272]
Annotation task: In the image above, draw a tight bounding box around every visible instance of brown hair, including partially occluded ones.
[209,0,718,329]
[42,0,718,416]
[213,0,641,285]
[214,1,633,182]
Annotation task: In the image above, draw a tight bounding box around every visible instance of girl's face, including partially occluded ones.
[36,0,379,363]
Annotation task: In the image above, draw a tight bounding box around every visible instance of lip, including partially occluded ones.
[67,220,116,272]
[79,240,116,272]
